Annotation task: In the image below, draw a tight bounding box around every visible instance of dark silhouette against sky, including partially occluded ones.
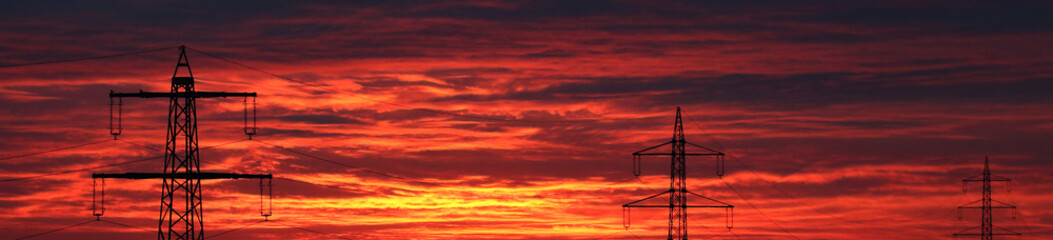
[1,1,1051,239]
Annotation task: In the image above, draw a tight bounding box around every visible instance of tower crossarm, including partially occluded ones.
[110,90,256,99]
[687,191,733,207]
[632,141,724,156]
[623,189,672,207]
[953,233,1023,236]
[632,140,673,155]
[625,205,732,208]
[957,198,1016,207]
[964,176,1010,182]
[684,141,722,154]
[994,226,1023,235]
[953,227,1022,236]
[93,172,272,180]
[958,206,1016,209]
[991,199,1016,207]
[624,191,732,208]
[635,153,724,156]
[951,225,1023,236]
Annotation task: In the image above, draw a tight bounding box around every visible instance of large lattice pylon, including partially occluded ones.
[94,46,271,240]
[622,107,732,240]
[953,156,1021,239]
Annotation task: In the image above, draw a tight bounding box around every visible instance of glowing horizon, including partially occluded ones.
[2,1,1052,239]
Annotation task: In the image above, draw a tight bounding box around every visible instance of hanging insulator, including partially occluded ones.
[726,207,734,229]
[632,154,641,177]
[622,206,630,229]
[93,178,105,219]
[717,154,725,178]
[244,96,257,139]
[109,96,122,139]
[260,178,272,220]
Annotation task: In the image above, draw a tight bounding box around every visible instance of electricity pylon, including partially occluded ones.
[622,107,732,240]
[953,156,1021,239]
[93,46,271,240]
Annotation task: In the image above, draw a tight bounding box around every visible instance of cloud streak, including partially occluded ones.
[1,0,1051,239]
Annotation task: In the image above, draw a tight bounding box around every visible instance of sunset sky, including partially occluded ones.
[1,1,1052,239]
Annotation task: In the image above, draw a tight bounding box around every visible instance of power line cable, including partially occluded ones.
[685,115,968,236]
[683,115,923,238]
[621,228,643,240]
[720,179,800,240]
[184,46,630,124]
[270,220,354,240]
[1,139,111,161]
[250,138,443,186]
[96,219,153,232]
[0,155,162,182]
[14,219,96,240]
[600,176,639,186]
[205,220,268,239]
[201,138,252,150]
[727,229,745,240]
[185,47,323,87]
[0,138,249,182]
[116,139,161,152]
[0,47,176,69]
[685,214,727,239]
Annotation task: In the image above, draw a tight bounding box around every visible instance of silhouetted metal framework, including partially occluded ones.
[94,46,271,240]
[622,107,733,240]
[953,156,1020,240]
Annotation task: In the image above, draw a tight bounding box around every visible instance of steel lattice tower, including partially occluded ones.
[623,107,732,240]
[94,46,271,240]
[953,156,1021,239]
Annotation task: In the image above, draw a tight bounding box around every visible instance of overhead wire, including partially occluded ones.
[683,115,850,218]
[720,179,800,240]
[7,45,733,238]
[0,46,176,69]
[201,138,253,150]
[14,219,96,240]
[205,220,268,239]
[0,138,250,182]
[1003,177,1034,234]
[681,114,802,239]
[686,214,728,240]
[727,229,745,240]
[0,155,162,182]
[12,45,989,238]
[183,46,631,124]
[621,228,644,240]
[116,139,161,152]
[15,218,154,240]
[601,176,641,187]
[628,176,730,239]
[96,218,153,232]
[250,138,443,186]
[0,139,111,161]
[270,220,355,240]
[684,114,950,238]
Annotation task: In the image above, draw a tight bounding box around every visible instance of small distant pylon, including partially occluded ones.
[953,156,1021,239]
[622,107,732,240]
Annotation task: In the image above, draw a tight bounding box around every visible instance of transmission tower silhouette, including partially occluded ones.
[622,107,733,240]
[953,156,1021,239]
[92,46,272,240]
